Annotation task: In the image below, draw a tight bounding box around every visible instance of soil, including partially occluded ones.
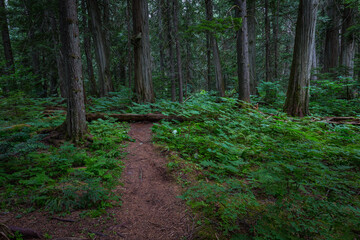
[0,123,193,240]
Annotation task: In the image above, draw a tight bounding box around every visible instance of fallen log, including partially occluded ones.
[86,113,190,122]
[9,226,42,239]
[325,117,360,126]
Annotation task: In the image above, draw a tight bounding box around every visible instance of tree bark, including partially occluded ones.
[158,0,165,75]
[0,0,15,80]
[265,0,271,82]
[87,0,113,96]
[235,0,251,102]
[82,0,98,97]
[166,0,176,101]
[205,0,225,97]
[59,0,87,141]
[173,0,184,103]
[284,0,319,117]
[126,0,132,90]
[323,0,340,73]
[247,0,257,95]
[272,0,280,80]
[340,5,355,77]
[132,0,155,103]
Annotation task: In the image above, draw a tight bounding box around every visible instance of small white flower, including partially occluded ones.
[172,130,178,135]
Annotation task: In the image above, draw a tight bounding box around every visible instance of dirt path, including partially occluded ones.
[0,123,192,239]
[112,122,191,239]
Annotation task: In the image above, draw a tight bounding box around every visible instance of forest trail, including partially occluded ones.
[0,123,192,239]
[114,122,191,239]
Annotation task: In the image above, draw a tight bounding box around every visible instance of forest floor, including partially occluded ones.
[0,123,192,240]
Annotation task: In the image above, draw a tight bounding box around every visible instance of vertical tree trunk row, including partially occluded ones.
[205,0,225,97]
[82,0,97,97]
[87,0,113,96]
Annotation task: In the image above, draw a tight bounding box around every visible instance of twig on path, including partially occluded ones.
[51,217,76,222]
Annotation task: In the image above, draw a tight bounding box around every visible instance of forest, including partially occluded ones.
[0,0,360,239]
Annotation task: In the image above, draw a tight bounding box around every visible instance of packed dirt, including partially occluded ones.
[0,123,193,239]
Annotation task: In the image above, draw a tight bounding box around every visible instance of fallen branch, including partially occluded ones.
[86,113,190,122]
[325,117,360,126]
[9,226,42,238]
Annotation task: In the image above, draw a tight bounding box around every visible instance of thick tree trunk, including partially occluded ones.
[59,0,87,141]
[247,0,257,95]
[82,0,97,97]
[323,0,340,73]
[0,0,15,81]
[132,0,155,103]
[284,0,318,117]
[235,0,251,102]
[173,0,184,103]
[205,0,225,97]
[87,0,113,96]
[265,0,271,82]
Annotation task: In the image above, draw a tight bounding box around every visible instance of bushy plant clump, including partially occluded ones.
[0,118,129,213]
[151,93,360,239]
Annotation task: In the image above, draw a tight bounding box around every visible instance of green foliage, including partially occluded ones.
[152,93,360,239]
[0,117,129,213]
[310,73,360,116]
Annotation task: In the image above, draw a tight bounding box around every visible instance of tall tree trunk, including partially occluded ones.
[272,0,279,79]
[205,0,225,97]
[235,0,251,102]
[311,44,318,80]
[0,0,15,83]
[340,5,356,99]
[82,0,97,97]
[158,0,165,75]
[323,0,340,73]
[87,0,113,96]
[284,0,319,117]
[126,0,132,90]
[166,0,176,101]
[206,34,212,91]
[340,5,355,76]
[173,0,184,103]
[247,0,257,95]
[132,0,155,103]
[49,11,66,97]
[184,0,192,97]
[59,0,87,141]
[265,0,271,82]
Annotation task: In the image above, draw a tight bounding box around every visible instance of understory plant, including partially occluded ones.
[151,93,360,239]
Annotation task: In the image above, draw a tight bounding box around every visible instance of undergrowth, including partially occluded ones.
[0,118,129,213]
[150,93,360,239]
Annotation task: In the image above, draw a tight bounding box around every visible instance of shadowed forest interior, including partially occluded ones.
[0,0,360,239]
